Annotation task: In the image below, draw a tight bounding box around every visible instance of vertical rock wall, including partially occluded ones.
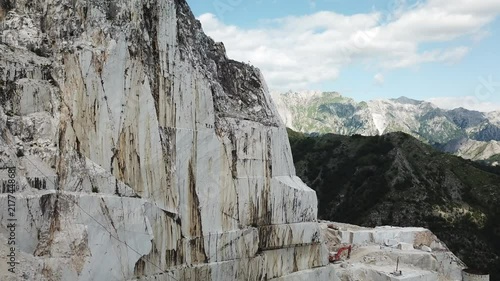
[0,0,336,280]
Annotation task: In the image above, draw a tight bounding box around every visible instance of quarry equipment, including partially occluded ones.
[329,245,352,262]
[391,257,403,276]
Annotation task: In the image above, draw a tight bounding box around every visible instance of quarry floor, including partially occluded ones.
[320,222,465,281]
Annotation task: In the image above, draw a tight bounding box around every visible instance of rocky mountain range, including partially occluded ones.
[272,91,500,161]
[287,129,500,279]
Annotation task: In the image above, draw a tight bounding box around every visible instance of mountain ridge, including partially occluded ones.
[273,91,500,161]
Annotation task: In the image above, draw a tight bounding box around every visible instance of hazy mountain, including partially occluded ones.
[273,91,500,161]
[287,129,500,278]
[435,138,500,161]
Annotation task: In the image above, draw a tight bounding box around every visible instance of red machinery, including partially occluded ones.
[329,245,352,263]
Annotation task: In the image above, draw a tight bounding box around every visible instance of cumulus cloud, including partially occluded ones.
[427,96,500,113]
[198,0,500,90]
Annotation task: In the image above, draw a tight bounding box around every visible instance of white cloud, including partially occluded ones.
[374,73,384,85]
[198,0,500,90]
[381,46,470,68]
[427,96,500,113]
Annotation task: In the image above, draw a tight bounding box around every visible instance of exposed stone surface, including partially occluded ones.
[0,0,335,280]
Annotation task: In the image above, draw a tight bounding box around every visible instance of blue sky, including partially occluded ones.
[187,0,500,112]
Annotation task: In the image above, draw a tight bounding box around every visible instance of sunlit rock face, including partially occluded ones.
[0,0,336,280]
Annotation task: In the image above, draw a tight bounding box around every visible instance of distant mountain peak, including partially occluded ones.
[392,96,423,105]
[448,107,483,114]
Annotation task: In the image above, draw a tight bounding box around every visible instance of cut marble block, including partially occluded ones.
[258,222,321,250]
[132,256,268,281]
[268,176,318,225]
[203,228,260,263]
[263,243,329,279]
[270,265,339,281]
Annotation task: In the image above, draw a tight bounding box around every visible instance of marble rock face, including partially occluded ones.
[0,0,336,280]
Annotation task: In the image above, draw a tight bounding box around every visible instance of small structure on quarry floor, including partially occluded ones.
[462,268,489,281]
[391,257,402,276]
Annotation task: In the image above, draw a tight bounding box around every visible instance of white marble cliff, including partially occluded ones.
[0,0,337,280]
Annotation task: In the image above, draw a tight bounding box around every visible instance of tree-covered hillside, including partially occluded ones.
[288,128,500,278]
